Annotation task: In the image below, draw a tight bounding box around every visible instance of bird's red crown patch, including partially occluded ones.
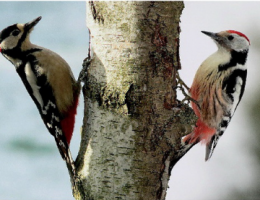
[227,30,250,44]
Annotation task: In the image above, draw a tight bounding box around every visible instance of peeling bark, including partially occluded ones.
[72,2,196,200]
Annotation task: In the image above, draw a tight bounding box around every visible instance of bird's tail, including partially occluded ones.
[177,140,198,159]
[205,134,220,161]
[53,132,76,175]
[177,132,200,159]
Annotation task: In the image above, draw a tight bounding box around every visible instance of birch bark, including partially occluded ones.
[72,2,196,200]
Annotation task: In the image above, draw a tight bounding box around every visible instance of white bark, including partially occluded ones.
[71,2,195,200]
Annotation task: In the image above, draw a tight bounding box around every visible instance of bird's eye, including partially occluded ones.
[228,35,234,41]
[12,29,20,36]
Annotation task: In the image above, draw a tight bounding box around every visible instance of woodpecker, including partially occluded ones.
[183,30,250,161]
[0,16,81,173]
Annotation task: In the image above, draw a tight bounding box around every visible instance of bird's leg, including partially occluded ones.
[78,56,91,84]
[175,71,201,110]
[176,71,190,91]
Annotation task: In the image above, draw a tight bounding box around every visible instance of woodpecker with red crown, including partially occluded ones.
[0,16,81,174]
[182,30,250,161]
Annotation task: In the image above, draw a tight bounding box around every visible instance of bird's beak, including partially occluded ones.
[25,16,42,31]
[201,31,219,40]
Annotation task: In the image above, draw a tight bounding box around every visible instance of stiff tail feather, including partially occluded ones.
[205,134,220,161]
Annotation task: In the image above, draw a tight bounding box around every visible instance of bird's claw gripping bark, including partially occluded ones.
[78,56,91,84]
[181,94,201,110]
[175,71,201,110]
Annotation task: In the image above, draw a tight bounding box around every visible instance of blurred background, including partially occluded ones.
[170,2,260,200]
[0,1,259,200]
[0,2,87,200]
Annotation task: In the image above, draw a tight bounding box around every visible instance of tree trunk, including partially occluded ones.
[72,1,196,200]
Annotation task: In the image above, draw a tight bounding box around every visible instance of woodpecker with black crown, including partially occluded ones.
[0,16,81,176]
[182,30,250,161]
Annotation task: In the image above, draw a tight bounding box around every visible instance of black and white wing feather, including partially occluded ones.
[205,68,247,161]
[16,54,74,169]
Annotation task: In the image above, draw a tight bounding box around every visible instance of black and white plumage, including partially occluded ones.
[183,30,250,161]
[0,17,80,174]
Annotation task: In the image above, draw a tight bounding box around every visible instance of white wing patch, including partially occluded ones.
[230,77,243,116]
[24,63,44,108]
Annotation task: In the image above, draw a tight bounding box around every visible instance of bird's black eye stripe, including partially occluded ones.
[228,35,234,41]
[12,29,20,36]
[0,24,17,42]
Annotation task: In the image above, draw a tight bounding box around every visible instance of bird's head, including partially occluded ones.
[0,16,41,53]
[202,30,250,52]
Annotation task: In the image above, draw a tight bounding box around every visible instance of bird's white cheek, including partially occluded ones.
[0,40,8,50]
[231,41,249,52]
[1,36,20,50]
